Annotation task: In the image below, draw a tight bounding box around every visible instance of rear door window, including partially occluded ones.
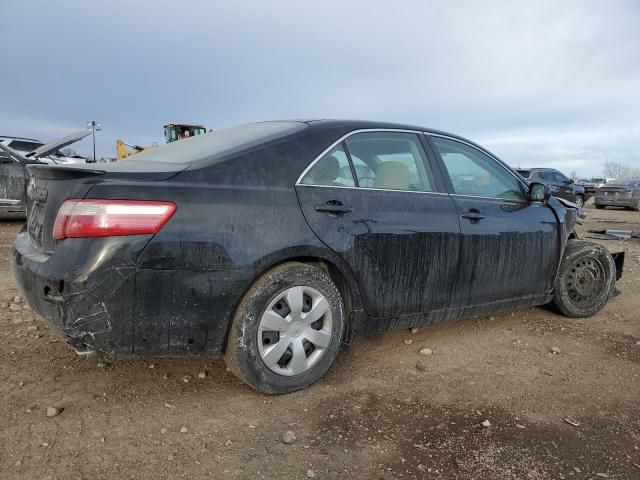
[300,144,355,187]
[344,132,435,192]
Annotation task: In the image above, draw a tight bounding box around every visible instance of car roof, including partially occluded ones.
[0,136,41,143]
[297,119,498,154]
[516,167,557,172]
[302,119,466,137]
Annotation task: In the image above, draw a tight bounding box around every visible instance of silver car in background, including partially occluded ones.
[595,179,640,211]
[0,131,90,218]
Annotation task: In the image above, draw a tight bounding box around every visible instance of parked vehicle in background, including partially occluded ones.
[577,178,598,194]
[593,178,617,189]
[10,120,622,394]
[0,132,90,218]
[595,179,640,211]
[515,168,587,207]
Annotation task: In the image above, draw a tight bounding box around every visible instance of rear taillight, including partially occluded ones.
[53,199,176,240]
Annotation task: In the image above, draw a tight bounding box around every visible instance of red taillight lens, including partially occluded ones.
[53,199,176,240]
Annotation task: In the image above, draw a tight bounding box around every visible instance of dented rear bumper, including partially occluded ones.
[10,230,255,357]
[10,231,138,355]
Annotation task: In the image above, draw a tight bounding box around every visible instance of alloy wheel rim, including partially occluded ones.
[565,256,606,308]
[257,286,333,376]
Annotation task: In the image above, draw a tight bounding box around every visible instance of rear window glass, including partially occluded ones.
[516,169,531,178]
[8,140,43,152]
[128,122,307,164]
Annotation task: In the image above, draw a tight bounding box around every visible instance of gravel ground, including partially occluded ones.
[0,201,639,479]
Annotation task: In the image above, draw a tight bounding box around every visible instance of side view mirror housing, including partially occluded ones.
[566,178,574,184]
[529,182,551,202]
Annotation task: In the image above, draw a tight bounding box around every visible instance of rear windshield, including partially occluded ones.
[516,169,531,178]
[607,179,640,187]
[8,140,44,152]
[128,121,307,164]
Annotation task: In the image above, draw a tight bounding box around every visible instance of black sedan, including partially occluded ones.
[11,120,622,393]
[595,179,640,211]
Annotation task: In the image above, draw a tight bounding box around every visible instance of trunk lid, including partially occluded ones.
[26,161,189,253]
[597,186,632,199]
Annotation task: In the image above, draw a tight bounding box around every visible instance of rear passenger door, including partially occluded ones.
[295,131,461,318]
[428,135,559,307]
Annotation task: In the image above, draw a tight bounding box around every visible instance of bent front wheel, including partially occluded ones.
[551,240,616,318]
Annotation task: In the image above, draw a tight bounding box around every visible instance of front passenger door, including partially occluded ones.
[429,136,559,308]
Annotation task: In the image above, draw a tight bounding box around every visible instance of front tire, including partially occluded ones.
[224,262,345,394]
[551,240,616,318]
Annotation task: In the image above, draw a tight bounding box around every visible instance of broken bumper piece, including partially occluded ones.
[10,232,136,356]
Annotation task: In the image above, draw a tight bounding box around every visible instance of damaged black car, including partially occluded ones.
[11,120,623,393]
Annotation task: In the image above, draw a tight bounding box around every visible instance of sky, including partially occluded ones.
[1,0,639,177]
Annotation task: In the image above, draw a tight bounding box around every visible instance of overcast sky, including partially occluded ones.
[1,0,639,176]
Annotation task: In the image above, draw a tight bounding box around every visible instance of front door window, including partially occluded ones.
[430,137,525,201]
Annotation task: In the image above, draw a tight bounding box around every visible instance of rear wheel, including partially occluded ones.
[632,200,640,212]
[551,240,616,318]
[224,262,345,394]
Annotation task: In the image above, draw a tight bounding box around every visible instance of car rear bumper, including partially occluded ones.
[11,231,138,355]
[594,198,636,207]
[10,231,256,357]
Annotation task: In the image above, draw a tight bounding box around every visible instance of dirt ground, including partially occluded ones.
[1,201,639,480]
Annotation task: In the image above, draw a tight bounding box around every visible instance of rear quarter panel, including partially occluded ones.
[85,133,363,356]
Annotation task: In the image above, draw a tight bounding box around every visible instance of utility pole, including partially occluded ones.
[87,121,101,163]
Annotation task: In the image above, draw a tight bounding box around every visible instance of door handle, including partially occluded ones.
[315,202,353,215]
[461,210,486,221]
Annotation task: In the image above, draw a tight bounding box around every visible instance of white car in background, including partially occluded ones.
[0,136,89,165]
[0,131,91,218]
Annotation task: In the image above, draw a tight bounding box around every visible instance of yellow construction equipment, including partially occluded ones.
[116,123,207,160]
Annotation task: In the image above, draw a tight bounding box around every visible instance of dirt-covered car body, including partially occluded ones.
[10,120,617,359]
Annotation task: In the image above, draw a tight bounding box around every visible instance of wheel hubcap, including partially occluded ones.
[258,286,333,376]
[565,256,606,307]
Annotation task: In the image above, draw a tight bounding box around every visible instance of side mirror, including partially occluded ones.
[529,182,551,202]
[566,178,574,184]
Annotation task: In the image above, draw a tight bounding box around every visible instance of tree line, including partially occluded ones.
[602,161,640,179]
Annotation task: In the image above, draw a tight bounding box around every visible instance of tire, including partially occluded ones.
[595,204,605,210]
[632,201,640,212]
[551,240,616,318]
[574,195,584,209]
[224,262,345,394]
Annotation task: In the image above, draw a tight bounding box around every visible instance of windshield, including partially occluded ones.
[140,122,307,164]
